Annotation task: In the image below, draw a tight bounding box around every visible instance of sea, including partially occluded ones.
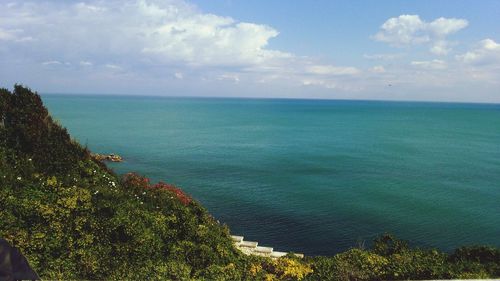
[41,94,500,256]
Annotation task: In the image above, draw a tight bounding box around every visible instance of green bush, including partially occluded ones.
[449,246,500,277]
[0,85,242,279]
[305,249,387,281]
[0,85,88,177]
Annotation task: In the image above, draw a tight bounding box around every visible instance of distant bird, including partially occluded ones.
[388,84,392,87]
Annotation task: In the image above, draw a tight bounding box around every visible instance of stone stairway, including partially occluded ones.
[231,235,304,259]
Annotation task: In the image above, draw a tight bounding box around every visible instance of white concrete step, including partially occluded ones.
[239,240,258,248]
[254,246,273,254]
[231,235,244,243]
[270,251,288,258]
[230,233,304,259]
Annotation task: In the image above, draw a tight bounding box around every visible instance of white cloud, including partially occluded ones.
[0,0,290,67]
[217,73,240,83]
[371,66,386,73]
[0,28,16,41]
[482,39,500,50]
[42,60,63,65]
[105,64,122,70]
[0,0,359,92]
[302,79,337,89]
[140,15,290,66]
[174,72,184,79]
[373,15,468,55]
[427,17,468,37]
[1,1,499,102]
[363,53,403,60]
[0,27,33,42]
[430,40,451,55]
[300,77,364,92]
[411,59,447,70]
[373,15,429,45]
[456,38,500,65]
[74,2,107,12]
[306,65,360,75]
[80,60,93,66]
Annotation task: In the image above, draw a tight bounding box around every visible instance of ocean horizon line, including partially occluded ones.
[38,91,500,107]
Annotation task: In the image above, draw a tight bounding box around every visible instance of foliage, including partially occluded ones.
[0,85,244,279]
[0,85,499,280]
[449,246,500,278]
[262,257,313,280]
[0,85,88,177]
[305,234,500,281]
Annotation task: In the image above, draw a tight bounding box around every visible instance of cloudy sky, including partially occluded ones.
[1,0,499,102]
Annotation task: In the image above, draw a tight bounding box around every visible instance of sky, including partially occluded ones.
[1,0,499,102]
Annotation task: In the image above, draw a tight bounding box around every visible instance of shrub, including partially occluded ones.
[449,246,500,277]
[0,86,241,279]
[0,85,88,177]
[264,257,313,281]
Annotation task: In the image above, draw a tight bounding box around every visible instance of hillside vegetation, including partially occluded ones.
[0,85,499,280]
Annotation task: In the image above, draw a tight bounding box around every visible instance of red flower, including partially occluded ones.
[153,182,192,205]
[122,173,150,189]
[122,173,192,206]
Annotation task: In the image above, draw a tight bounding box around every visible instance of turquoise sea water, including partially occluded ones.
[42,95,500,256]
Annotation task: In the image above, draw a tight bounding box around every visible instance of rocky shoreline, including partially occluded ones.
[91,153,123,162]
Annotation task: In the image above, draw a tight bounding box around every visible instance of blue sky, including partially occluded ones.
[1,0,499,102]
[192,1,500,63]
